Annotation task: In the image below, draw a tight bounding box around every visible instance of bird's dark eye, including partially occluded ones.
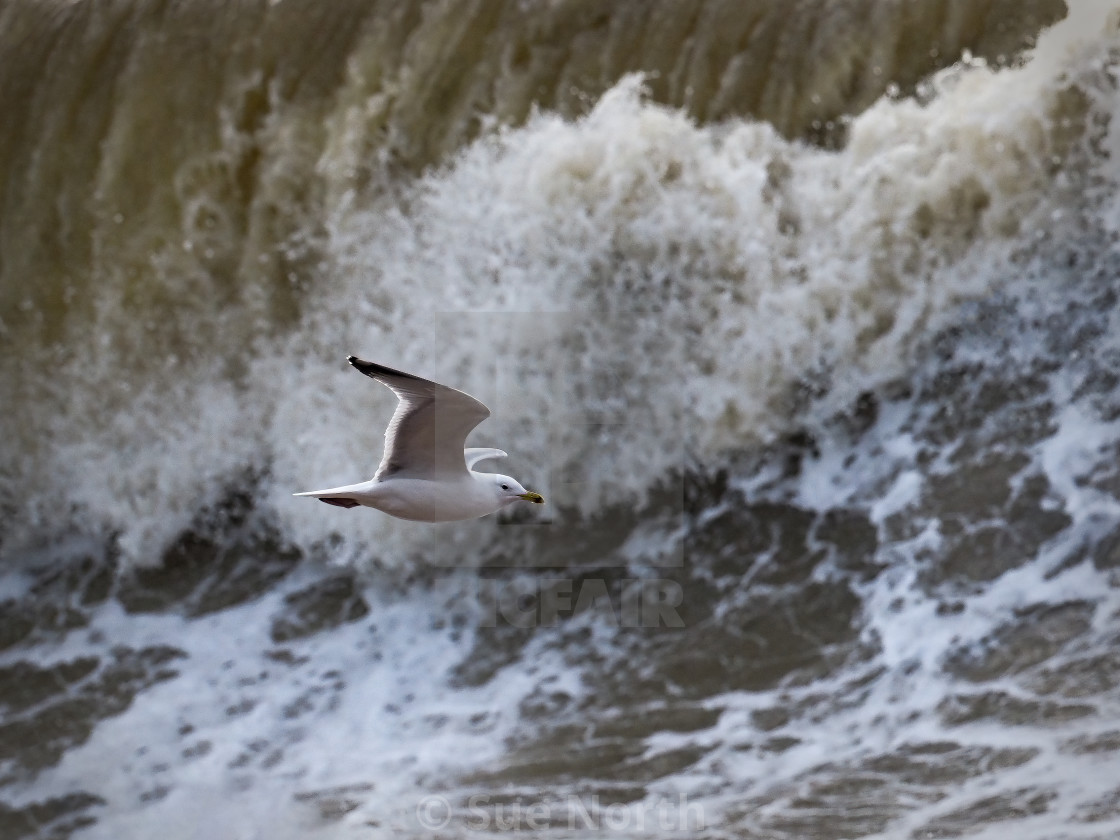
[501,484,509,490]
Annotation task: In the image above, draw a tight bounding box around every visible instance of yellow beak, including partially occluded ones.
[518,491,545,504]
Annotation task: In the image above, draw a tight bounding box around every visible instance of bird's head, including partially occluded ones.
[490,473,545,506]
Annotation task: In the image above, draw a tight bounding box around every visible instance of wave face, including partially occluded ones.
[0,0,1084,561]
[5,1,1120,839]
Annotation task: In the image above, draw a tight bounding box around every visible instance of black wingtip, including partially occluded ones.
[347,355,373,374]
[347,356,425,381]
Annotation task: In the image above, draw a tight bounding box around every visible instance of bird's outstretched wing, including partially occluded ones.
[348,356,491,481]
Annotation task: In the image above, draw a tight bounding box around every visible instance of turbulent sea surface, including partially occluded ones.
[4,1,1120,837]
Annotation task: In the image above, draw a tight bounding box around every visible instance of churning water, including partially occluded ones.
[3,1,1120,838]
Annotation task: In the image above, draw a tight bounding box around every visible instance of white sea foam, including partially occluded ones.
[18,260,1120,840]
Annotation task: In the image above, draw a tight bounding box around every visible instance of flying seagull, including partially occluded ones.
[295,356,544,521]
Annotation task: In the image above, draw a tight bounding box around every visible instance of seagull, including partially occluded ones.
[295,356,545,521]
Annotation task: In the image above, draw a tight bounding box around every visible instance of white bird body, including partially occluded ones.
[294,473,516,522]
[294,357,544,521]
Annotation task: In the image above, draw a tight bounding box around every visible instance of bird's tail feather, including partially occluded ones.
[294,481,370,509]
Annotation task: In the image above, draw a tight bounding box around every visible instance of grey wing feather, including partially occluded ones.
[348,356,491,480]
